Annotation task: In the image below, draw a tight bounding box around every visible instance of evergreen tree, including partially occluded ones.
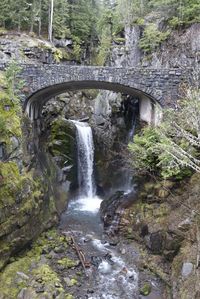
[150,0,200,26]
[69,0,97,43]
[53,0,69,39]
[0,0,10,28]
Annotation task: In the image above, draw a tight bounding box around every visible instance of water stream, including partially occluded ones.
[73,121,95,198]
[60,121,164,299]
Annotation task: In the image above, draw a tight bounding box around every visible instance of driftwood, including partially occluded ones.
[70,236,90,276]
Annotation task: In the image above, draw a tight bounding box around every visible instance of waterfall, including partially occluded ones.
[73,121,95,198]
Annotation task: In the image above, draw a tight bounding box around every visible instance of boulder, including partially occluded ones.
[100,190,136,228]
[181,262,193,278]
[145,231,165,254]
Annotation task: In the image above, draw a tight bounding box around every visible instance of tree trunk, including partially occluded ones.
[48,0,54,42]
[38,0,42,36]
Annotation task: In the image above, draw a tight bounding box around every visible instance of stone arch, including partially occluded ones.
[24,80,161,125]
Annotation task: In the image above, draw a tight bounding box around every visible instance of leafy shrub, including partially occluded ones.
[53,48,63,63]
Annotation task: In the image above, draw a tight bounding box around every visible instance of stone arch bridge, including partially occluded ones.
[1,63,192,123]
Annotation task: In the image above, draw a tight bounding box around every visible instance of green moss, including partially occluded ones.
[57,257,78,269]
[0,90,22,144]
[139,283,152,296]
[70,278,78,286]
[113,37,125,44]
[0,256,33,298]
[48,118,76,168]
[0,162,41,209]
[0,72,7,88]
[33,264,62,285]
[0,228,77,298]
[0,162,21,207]
[27,229,69,260]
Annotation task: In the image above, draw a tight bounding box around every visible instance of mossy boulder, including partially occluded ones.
[139,283,151,296]
[57,257,78,269]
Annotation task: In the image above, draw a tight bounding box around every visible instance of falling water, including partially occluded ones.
[73,121,95,198]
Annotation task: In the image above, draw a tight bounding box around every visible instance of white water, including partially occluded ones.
[73,121,95,198]
[69,195,102,213]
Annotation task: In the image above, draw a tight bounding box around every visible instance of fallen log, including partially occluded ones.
[70,235,90,276]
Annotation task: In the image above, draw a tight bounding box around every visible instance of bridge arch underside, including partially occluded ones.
[25,80,161,124]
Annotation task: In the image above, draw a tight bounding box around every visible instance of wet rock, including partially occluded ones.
[140,224,149,238]
[145,232,165,254]
[87,289,94,294]
[181,262,193,277]
[91,256,102,267]
[95,115,106,126]
[101,190,136,229]
[101,191,125,227]
[10,136,20,151]
[127,270,136,280]
[121,248,126,255]
[109,238,119,246]
[104,253,114,265]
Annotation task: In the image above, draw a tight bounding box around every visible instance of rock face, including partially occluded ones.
[119,173,200,299]
[0,128,59,271]
[0,70,73,270]
[111,25,141,67]
[0,33,56,64]
[92,92,139,194]
[110,23,200,69]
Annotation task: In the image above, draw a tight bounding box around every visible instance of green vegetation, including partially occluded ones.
[150,0,200,27]
[0,0,199,64]
[0,62,23,153]
[0,230,75,298]
[139,24,170,54]
[57,257,78,269]
[140,283,152,296]
[129,88,200,179]
[0,63,48,271]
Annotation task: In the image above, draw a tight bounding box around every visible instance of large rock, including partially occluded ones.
[100,190,137,228]
[181,262,193,278]
[145,231,165,254]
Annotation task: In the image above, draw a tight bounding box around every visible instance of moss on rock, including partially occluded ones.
[57,257,78,269]
[139,283,152,296]
[0,229,76,299]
